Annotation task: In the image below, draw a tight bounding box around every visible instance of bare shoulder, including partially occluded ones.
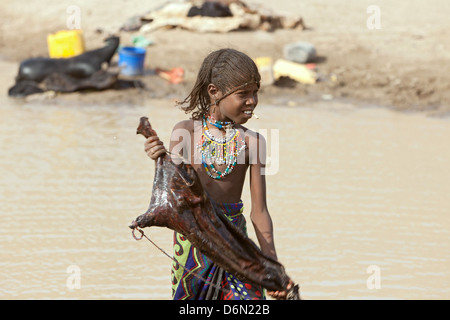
[237,124,266,144]
[173,119,195,131]
[237,125,267,165]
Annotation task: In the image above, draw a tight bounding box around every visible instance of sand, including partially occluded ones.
[1,0,450,114]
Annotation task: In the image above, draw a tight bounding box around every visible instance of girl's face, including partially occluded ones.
[209,83,259,125]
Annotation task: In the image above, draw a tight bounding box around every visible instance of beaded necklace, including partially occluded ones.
[197,115,245,180]
[206,114,233,130]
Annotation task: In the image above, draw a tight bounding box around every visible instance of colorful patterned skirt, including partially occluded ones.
[171,200,266,300]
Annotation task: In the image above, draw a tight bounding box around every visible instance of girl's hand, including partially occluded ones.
[267,279,294,300]
[144,133,167,160]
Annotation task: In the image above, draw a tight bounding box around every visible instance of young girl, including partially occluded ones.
[145,48,291,300]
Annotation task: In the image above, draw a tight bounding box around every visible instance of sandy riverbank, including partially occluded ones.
[1,0,449,115]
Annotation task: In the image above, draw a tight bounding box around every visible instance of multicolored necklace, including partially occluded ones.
[197,115,245,180]
[206,114,234,130]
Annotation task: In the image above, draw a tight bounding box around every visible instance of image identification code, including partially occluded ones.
[223,304,270,315]
[179,304,269,317]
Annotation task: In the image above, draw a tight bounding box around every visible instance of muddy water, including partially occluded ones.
[0,98,449,300]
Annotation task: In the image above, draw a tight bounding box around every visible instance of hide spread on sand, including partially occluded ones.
[8,36,120,97]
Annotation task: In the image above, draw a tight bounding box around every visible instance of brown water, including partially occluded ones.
[0,97,449,300]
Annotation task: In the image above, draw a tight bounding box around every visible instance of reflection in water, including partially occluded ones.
[0,99,449,299]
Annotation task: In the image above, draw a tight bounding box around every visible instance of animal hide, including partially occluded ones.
[130,117,300,299]
[8,36,120,97]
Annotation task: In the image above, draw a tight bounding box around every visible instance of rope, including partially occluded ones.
[131,227,299,300]
[132,227,235,298]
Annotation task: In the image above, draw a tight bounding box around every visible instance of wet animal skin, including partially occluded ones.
[130,117,300,298]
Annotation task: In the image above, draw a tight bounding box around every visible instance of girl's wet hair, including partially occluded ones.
[178,48,261,120]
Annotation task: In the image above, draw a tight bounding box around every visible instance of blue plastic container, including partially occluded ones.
[118,46,146,76]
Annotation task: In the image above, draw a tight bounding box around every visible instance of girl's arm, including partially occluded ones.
[145,120,191,161]
[249,133,277,259]
[249,132,293,299]
[144,129,167,160]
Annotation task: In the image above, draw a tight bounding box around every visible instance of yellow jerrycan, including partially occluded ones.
[47,30,85,58]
